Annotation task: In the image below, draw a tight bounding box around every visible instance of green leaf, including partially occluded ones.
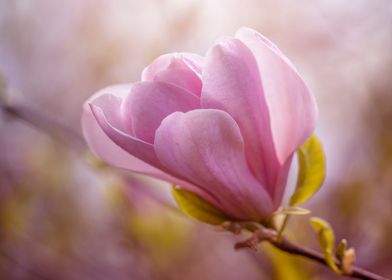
[310,217,341,274]
[274,206,310,216]
[172,187,231,225]
[336,239,347,261]
[290,134,326,206]
[265,243,311,280]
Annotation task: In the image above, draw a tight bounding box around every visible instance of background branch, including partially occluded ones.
[0,101,85,152]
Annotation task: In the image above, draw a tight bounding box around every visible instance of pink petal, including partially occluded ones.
[90,104,162,168]
[201,37,280,197]
[141,53,203,95]
[273,154,294,206]
[82,84,162,174]
[121,81,200,144]
[83,86,216,203]
[154,109,274,221]
[235,27,318,164]
[154,68,202,96]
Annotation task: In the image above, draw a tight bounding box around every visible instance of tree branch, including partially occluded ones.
[272,237,389,280]
[0,101,85,152]
[234,227,388,280]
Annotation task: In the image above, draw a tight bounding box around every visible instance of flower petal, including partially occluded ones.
[121,81,200,144]
[154,68,202,96]
[82,85,162,174]
[90,104,162,168]
[141,53,203,95]
[201,37,279,196]
[154,109,274,220]
[83,86,216,203]
[235,27,318,164]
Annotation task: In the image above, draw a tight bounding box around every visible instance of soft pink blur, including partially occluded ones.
[0,1,391,279]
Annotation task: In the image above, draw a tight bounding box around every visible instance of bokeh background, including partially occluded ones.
[0,1,391,279]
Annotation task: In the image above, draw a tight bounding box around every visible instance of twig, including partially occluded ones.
[272,237,389,280]
[0,101,85,152]
[235,228,389,280]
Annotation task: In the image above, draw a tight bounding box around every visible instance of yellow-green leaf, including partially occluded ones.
[274,206,310,216]
[265,243,311,280]
[310,217,341,274]
[172,187,231,225]
[336,239,348,261]
[290,134,326,206]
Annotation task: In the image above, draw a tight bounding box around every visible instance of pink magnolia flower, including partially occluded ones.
[82,27,318,222]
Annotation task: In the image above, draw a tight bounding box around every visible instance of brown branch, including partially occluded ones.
[234,227,389,280]
[271,237,389,280]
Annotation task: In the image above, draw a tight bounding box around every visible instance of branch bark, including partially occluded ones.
[237,232,389,280]
[271,237,389,280]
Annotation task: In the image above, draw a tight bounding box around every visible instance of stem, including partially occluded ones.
[234,227,388,280]
[271,237,389,280]
[277,214,290,241]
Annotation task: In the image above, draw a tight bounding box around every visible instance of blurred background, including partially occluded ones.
[0,0,391,279]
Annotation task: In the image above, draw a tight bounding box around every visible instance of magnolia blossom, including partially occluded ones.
[82,27,318,221]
